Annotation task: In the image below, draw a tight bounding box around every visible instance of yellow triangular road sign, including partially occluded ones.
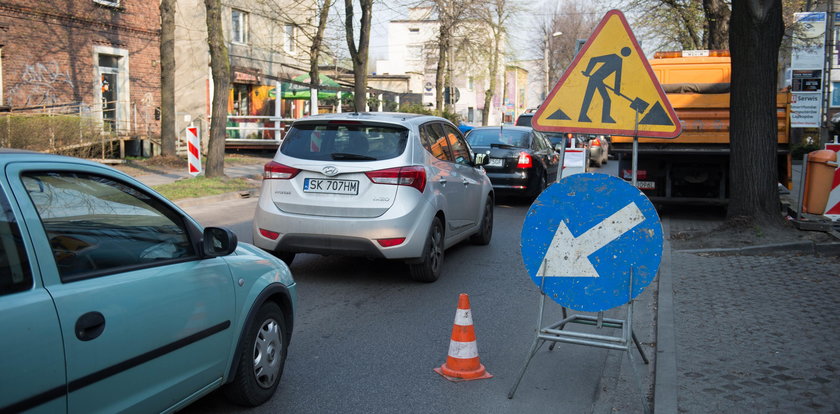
[533,10,682,139]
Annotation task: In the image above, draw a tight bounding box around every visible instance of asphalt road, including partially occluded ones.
[179,162,629,413]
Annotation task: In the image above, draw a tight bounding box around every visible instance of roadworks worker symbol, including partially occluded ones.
[532,9,681,139]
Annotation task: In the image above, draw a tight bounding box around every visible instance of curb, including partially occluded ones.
[654,218,677,414]
[675,241,840,257]
[174,187,260,208]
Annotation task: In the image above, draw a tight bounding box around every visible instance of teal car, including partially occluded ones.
[0,150,296,413]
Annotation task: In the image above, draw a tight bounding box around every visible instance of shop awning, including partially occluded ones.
[281,74,342,99]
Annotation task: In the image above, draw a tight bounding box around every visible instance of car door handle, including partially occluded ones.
[75,311,106,341]
[462,178,469,186]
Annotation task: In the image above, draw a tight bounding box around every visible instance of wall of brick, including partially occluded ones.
[0,0,161,136]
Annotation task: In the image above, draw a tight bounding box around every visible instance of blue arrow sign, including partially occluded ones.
[520,173,663,312]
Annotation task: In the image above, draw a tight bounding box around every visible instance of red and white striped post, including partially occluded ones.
[186,124,201,176]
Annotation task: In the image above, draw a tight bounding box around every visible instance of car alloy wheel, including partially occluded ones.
[410,217,444,282]
[470,197,493,245]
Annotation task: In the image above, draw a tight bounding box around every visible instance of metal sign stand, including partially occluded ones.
[511,110,652,414]
[507,265,650,414]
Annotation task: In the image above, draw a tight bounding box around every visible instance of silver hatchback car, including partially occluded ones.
[253,112,494,282]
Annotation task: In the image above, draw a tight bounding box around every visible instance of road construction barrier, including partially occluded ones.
[803,150,837,215]
[186,125,201,176]
[434,293,492,382]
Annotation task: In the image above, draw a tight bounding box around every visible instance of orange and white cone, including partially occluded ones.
[434,293,493,382]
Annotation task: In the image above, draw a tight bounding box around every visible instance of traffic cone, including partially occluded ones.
[434,293,493,382]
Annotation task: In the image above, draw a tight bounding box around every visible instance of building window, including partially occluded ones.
[284,24,296,53]
[468,76,474,91]
[409,28,420,33]
[232,9,248,44]
[93,0,120,7]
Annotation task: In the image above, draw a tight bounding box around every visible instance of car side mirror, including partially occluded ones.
[474,153,489,166]
[202,227,238,257]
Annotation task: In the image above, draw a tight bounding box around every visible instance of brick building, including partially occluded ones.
[0,0,160,137]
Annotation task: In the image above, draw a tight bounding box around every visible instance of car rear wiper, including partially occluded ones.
[490,143,521,149]
[330,153,378,160]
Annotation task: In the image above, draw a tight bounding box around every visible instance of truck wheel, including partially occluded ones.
[409,217,444,282]
[223,302,288,407]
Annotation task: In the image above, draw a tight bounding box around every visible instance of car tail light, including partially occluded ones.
[366,166,427,193]
[376,237,406,247]
[517,152,533,168]
[259,228,280,240]
[622,169,648,180]
[264,161,300,180]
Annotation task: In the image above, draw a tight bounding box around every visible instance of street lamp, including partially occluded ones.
[543,31,563,100]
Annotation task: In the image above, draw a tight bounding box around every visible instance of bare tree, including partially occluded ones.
[477,0,516,125]
[204,0,230,177]
[728,0,784,225]
[310,0,335,92]
[159,0,177,157]
[534,2,601,95]
[344,0,374,111]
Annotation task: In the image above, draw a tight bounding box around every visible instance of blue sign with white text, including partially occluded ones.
[520,173,663,312]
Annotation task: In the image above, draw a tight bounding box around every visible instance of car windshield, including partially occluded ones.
[466,129,531,148]
[280,123,409,161]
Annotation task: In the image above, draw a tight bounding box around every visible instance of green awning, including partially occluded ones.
[281,74,342,99]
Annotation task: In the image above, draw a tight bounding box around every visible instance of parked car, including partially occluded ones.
[514,112,534,127]
[253,112,494,283]
[0,150,296,413]
[466,126,559,199]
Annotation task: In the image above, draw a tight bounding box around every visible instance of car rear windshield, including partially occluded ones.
[515,115,532,127]
[466,129,531,148]
[281,123,409,161]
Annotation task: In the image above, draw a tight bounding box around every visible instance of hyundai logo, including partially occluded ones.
[322,166,339,177]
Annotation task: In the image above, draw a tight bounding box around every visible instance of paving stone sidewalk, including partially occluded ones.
[670,251,840,413]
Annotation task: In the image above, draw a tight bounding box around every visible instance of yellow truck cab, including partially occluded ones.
[612,50,791,204]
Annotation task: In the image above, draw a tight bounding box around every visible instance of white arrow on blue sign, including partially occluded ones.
[520,173,663,312]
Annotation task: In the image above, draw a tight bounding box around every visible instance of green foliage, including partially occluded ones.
[0,114,107,158]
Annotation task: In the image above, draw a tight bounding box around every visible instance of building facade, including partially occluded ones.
[0,0,161,136]
[374,7,507,125]
[174,0,316,140]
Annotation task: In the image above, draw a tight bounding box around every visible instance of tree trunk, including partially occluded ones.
[204,0,229,178]
[482,29,500,126]
[435,28,448,114]
[159,0,177,157]
[728,0,784,225]
[703,0,731,49]
[310,0,333,89]
[344,0,373,112]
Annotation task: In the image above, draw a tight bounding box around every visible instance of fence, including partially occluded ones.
[1,100,159,159]
[225,115,296,141]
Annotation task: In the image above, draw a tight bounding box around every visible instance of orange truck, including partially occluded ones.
[612,50,791,204]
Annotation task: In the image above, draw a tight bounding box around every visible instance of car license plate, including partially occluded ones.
[487,158,504,167]
[303,178,359,195]
[634,180,655,190]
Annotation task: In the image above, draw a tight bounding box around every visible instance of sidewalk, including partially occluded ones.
[654,218,840,413]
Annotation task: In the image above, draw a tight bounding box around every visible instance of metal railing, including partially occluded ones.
[225,115,296,141]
